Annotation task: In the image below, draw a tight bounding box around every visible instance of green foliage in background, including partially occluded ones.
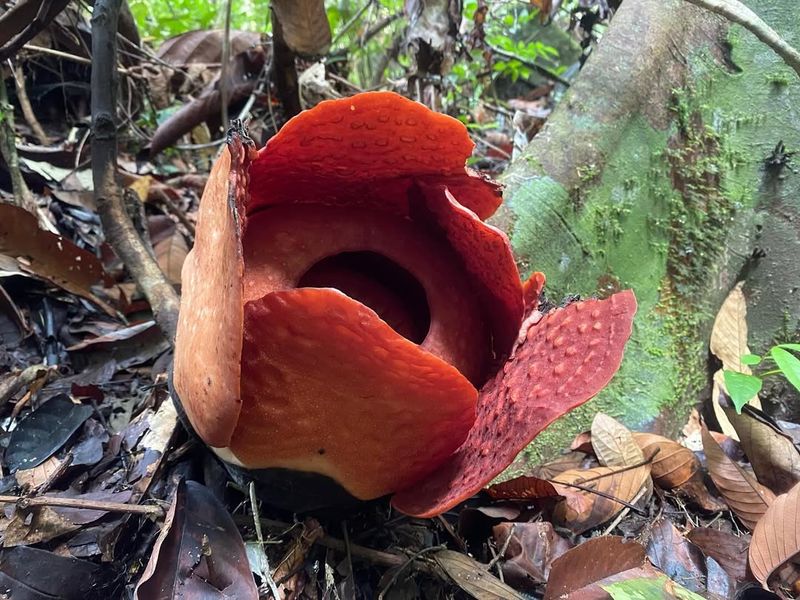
[724,344,800,412]
[129,0,271,42]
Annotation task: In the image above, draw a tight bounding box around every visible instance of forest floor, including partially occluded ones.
[1,2,800,599]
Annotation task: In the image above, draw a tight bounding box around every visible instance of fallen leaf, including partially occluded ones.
[749,480,800,588]
[686,528,749,581]
[531,451,589,479]
[491,522,571,590]
[551,465,650,534]
[632,432,699,489]
[134,480,258,599]
[602,574,705,599]
[645,518,706,594]
[0,545,110,599]
[0,203,114,314]
[571,430,595,454]
[709,283,762,436]
[701,425,774,530]
[592,414,645,468]
[15,455,66,491]
[486,475,562,501]
[6,395,93,472]
[154,230,188,286]
[543,536,647,600]
[722,405,800,495]
[434,549,525,600]
[271,0,331,56]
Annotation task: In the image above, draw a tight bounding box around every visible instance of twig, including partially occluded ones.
[152,188,196,239]
[681,0,800,78]
[249,482,282,600]
[489,45,571,87]
[91,0,180,343]
[219,0,233,128]
[11,65,50,145]
[377,545,446,599]
[0,68,38,215]
[486,523,514,572]
[332,0,373,46]
[21,43,139,75]
[0,493,164,516]
[0,364,55,406]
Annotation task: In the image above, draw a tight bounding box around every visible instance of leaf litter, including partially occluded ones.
[0,16,797,599]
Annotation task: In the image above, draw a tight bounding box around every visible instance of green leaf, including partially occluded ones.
[741,353,762,366]
[723,370,762,413]
[771,347,800,394]
[778,343,800,353]
[603,575,705,600]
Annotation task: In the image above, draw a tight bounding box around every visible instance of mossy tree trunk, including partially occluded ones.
[499,0,800,461]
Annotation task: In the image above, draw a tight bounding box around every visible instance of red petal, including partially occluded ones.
[230,288,478,500]
[173,131,256,447]
[411,184,524,363]
[243,205,489,384]
[523,272,546,312]
[247,92,501,220]
[391,290,638,517]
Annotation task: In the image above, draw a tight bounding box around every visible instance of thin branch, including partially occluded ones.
[0,494,164,516]
[12,65,50,145]
[489,45,571,87]
[681,0,800,78]
[219,0,233,128]
[0,72,37,214]
[91,0,180,343]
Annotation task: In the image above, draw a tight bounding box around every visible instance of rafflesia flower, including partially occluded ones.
[173,92,637,517]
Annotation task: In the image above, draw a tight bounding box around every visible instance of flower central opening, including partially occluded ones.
[298,251,431,344]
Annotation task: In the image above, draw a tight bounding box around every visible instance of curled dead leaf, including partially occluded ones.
[722,405,800,495]
[702,425,774,530]
[632,432,700,489]
[551,464,650,534]
[749,480,800,588]
[491,522,572,590]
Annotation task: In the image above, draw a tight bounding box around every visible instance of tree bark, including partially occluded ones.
[91,0,180,342]
[500,0,800,454]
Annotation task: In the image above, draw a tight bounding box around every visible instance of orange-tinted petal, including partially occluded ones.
[247,92,501,219]
[523,272,546,312]
[391,290,638,517]
[411,183,524,363]
[243,205,489,384]
[173,130,256,447]
[230,288,478,500]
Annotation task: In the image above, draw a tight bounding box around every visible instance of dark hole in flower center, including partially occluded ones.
[298,251,431,344]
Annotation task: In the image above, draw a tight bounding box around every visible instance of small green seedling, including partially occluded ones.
[723,343,800,413]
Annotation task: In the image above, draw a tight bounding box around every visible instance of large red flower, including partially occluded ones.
[173,92,637,517]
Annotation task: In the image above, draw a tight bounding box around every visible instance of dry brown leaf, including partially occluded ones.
[530,451,588,480]
[570,430,594,454]
[686,528,749,581]
[0,204,114,314]
[543,536,646,600]
[710,282,751,373]
[154,231,189,286]
[702,425,774,530]
[722,406,800,495]
[645,518,706,594]
[551,464,651,534]
[434,549,525,600]
[591,413,645,468]
[749,480,800,587]
[709,283,762,437]
[633,432,699,489]
[491,522,571,589]
[15,455,66,491]
[271,0,332,56]
[486,476,562,501]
